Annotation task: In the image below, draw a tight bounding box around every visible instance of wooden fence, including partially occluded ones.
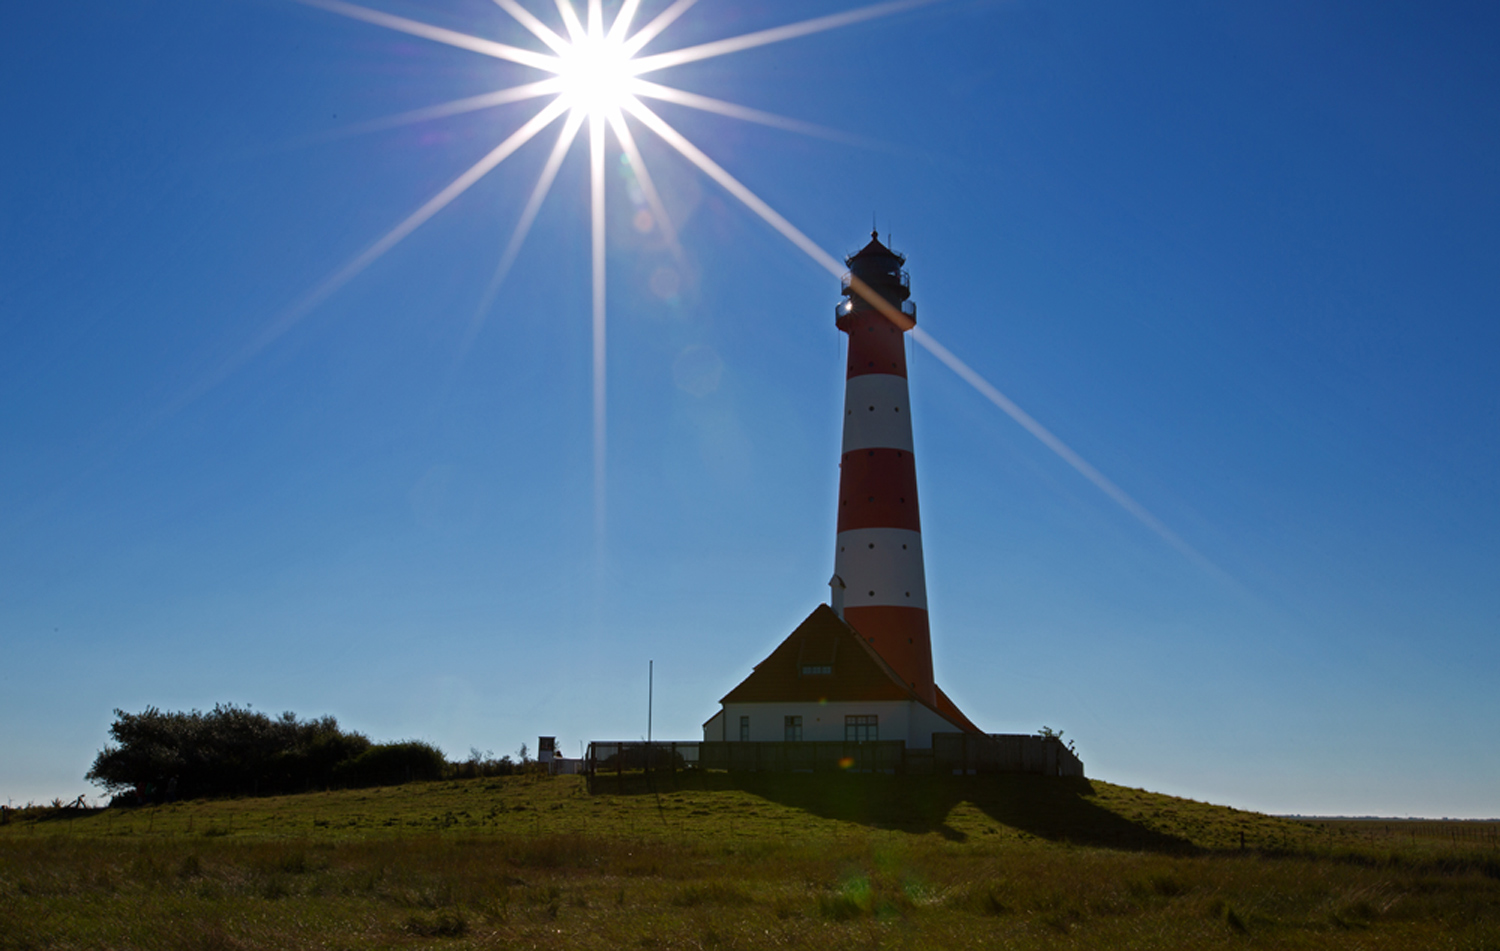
[586,734,1082,779]
[931,733,1085,778]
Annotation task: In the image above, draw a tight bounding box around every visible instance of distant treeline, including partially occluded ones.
[87,705,532,804]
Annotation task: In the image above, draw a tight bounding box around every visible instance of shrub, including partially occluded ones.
[333,742,446,788]
[88,705,375,800]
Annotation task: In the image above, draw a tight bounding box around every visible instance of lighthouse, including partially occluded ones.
[830,232,934,705]
[702,232,980,748]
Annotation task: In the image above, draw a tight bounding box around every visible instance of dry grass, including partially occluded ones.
[2,773,1497,949]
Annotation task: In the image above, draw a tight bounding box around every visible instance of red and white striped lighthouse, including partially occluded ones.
[830,232,935,706]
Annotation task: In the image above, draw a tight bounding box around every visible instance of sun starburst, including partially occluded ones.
[280,0,1214,574]
[287,0,936,544]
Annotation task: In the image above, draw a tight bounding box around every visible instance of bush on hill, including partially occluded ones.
[332,741,447,788]
[86,705,453,801]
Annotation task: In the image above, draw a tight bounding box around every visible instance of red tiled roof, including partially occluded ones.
[718,604,982,734]
[720,604,910,704]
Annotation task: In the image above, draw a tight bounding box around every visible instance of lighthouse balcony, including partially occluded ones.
[835,299,916,320]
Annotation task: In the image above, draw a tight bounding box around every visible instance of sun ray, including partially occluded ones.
[555,0,587,42]
[631,79,875,146]
[310,81,561,142]
[624,99,844,275]
[293,0,560,71]
[906,328,1221,571]
[606,0,645,43]
[588,0,604,38]
[265,99,569,353]
[624,97,1220,568]
[606,111,682,260]
[631,0,938,74]
[590,110,609,549]
[490,0,571,54]
[466,110,588,347]
[168,97,571,438]
[621,0,699,57]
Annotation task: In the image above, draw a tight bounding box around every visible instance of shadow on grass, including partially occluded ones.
[586,771,1198,854]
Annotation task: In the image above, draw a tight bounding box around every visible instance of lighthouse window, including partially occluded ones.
[845,715,879,743]
[868,405,875,411]
[902,544,908,550]
[739,716,750,742]
[868,590,875,596]
[868,543,874,549]
[802,665,832,676]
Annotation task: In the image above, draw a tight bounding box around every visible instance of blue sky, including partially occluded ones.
[2,0,1496,817]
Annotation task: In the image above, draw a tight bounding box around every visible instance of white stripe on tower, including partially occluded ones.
[840,374,914,454]
[834,528,927,610]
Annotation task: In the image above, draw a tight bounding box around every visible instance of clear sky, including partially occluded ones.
[3,0,1496,818]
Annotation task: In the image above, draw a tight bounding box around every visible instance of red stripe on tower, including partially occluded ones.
[829,232,935,705]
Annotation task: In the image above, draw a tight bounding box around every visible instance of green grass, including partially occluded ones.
[3,772,1498,949]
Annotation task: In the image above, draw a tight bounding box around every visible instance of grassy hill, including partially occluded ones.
[3,772,1498,949]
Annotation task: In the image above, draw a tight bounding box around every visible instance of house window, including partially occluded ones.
[784,716,803,742]
[739,715,750,742]
[845,715,878,743]
[800,665,832,676]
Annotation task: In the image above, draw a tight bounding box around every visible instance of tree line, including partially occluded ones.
[87,705,531,804]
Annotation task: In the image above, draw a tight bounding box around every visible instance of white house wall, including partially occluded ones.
[715,700,960,749]
[908,702,963,746]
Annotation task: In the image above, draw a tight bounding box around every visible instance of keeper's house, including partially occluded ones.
[702,604,980,749]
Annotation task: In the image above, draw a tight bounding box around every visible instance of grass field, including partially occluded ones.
[3,771,1498,949]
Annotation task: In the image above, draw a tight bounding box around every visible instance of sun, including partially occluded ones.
[554,29,638,118]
